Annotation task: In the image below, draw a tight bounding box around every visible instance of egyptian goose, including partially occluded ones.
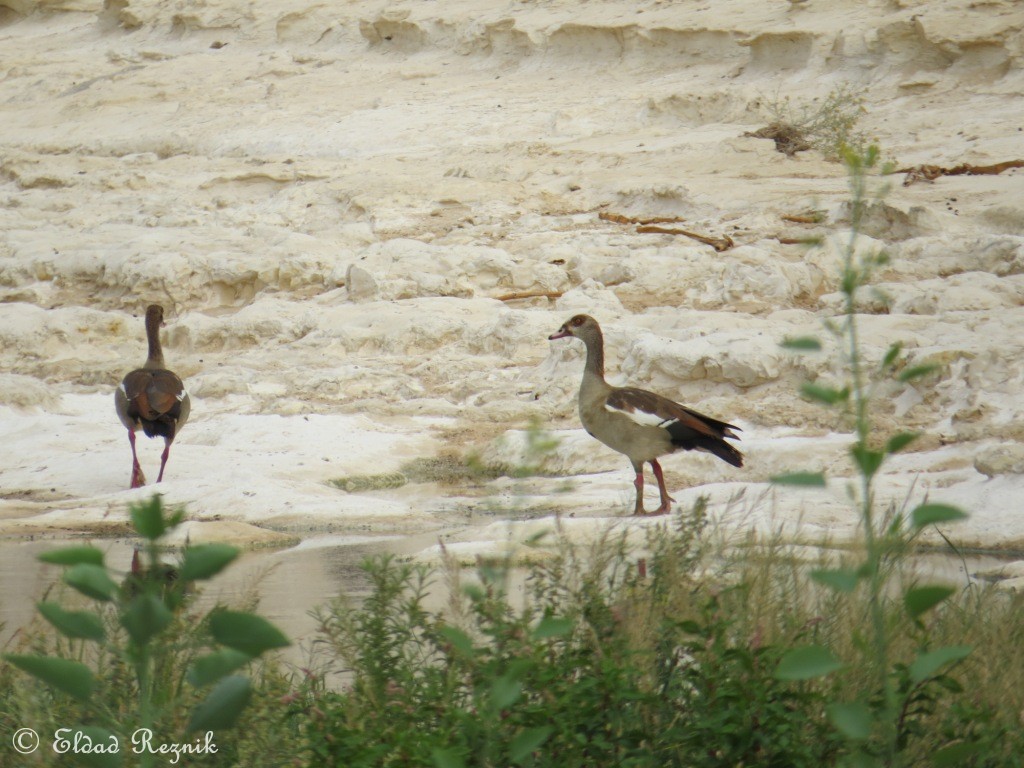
[114,305,190,488]
[549,314,742,516]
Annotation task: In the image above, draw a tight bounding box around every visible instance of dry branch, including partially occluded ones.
[899,159,1024,185]
[495,290,564,303]
[781,212,825,224]
[598,212,686,225]
[636,225,734,252]
[744,124,812,157]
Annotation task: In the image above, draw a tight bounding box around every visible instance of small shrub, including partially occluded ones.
[751,85,868,160]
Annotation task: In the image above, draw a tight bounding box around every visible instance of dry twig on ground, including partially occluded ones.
[899,159,1023,185]
[781,212,825,224]
[495,290,564,303]
[598,212,686,225]
[636,225,734,252]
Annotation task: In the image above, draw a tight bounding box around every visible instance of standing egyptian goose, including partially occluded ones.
[549,314,742,516]
[114,305,190,488]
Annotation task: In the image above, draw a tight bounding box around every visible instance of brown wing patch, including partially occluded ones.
[607,387,743,468]
[146,370,184,417]
[676,404,741,440]
[608,388,740,439]
[121,369,185,421]
[121,370,151,401]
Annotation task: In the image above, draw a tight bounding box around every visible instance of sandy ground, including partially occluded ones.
[1,0,1024,582]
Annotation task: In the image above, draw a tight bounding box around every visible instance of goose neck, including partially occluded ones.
[582,329,605,381]
[144,313,165,369]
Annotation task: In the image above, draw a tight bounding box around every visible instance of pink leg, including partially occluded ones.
[632,463,647,516]
[650,460,675,516]
[156,438,172,483]
[128,429,146,489]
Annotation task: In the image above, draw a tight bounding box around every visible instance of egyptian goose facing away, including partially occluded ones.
[114,305,190,489]
[549,314,742,516]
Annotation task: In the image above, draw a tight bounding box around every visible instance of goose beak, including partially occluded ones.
[548,328,570,340]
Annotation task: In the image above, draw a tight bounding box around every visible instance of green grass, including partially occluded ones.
[330,419,565,492]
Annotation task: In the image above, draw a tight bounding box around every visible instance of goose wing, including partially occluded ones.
[605,387,743,467]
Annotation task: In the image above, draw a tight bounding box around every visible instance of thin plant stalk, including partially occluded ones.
[841,146,898,762]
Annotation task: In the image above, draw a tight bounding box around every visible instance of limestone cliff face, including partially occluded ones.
[0,0,1022,550]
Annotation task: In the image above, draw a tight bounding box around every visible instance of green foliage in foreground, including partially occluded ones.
[302,511,840,768]
[773,145,978,766]
[296,513,1024,768]
[1,495,296,768]
[7,505,1023,768]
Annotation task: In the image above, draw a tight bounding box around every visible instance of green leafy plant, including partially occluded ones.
[3,495,290,768]
[773,145,971,766]
[301,505,846,768]
[288,483,1024,768]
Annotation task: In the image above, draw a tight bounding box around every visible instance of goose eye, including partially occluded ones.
[571,317,585,327]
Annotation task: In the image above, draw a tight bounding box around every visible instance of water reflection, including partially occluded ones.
[0,534,1017,671]
[0,532,442,667]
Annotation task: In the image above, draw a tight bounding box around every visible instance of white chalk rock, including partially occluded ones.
[975,443,1024,478]
[346,264,379,302]
[893,236,1024,279]
[621,330,782,389]
[0,374,61,411]
[555,278,625,317]
[169,299,316,352]
[688,245,827,309]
